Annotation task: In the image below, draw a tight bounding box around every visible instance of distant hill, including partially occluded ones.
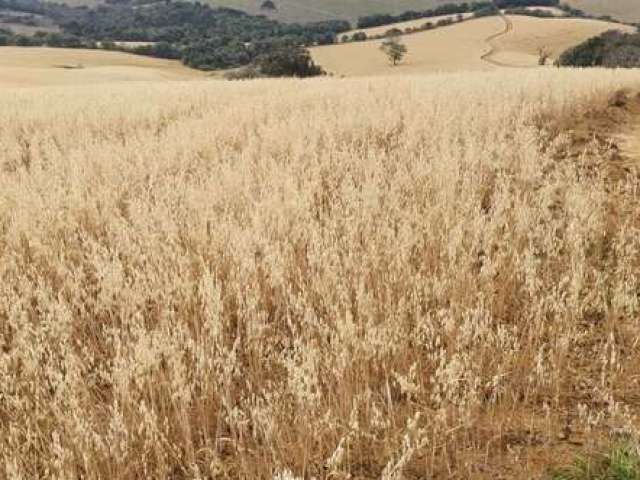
[208,0,469,23]
[311,14,635,76]
[0,46,203,86]
[207,0,640,23]
[565,0,640,23]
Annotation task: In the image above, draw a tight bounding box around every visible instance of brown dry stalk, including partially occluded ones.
[1,70,640,479]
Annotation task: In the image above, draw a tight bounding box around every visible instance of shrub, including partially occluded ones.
[255,46,325,77]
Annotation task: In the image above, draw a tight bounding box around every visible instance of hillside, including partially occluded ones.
[0,47,203,86]
[159,0,467,24]
[565,0,640,23]
[9,0,639,24]
[3,69,640,479]
[311,15,635,76]
[313,16,503,76]
[173,0,640,23]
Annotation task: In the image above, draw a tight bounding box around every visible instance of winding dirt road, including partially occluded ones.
[480,13,540,68]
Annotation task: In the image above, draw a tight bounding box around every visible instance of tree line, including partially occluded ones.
[0,0,634,77]
[355,0,561,29]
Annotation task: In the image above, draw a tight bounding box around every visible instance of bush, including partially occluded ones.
[255,46,325,77]
[351,31,367,42]
[385,27,403,37]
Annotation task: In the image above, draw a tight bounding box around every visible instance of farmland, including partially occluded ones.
[2,68,640,479]
[311,15,635,76]
[0,47,203,87]
[565,0,640,22]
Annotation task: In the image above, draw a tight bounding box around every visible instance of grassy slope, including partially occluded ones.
[311,15,634,76]
[312,16,503,76]
[0,46,204,87]
[565,0,640,23]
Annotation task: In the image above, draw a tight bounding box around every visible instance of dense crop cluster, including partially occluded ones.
[2,70,640,479]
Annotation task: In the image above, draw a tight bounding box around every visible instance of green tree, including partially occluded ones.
[256,46,325,77]
[380,35,407,66]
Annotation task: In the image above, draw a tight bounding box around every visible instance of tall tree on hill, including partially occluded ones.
[380,35,407,66]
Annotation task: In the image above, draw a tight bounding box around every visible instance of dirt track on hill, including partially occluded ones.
[481,13,529,68]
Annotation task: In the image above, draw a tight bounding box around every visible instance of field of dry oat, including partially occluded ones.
[2,68,640,479]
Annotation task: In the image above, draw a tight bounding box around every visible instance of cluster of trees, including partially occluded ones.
[225,45,325,79]
[356,0,559,29]
[558,30,640,67]
[61,2,351,70]
[0,27,91,47]
[0,0,352,71]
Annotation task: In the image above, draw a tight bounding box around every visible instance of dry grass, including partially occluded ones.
[312,16,503,76]
[565,0,640,23]
[311,15,632,77]
[491,16,636,68]
[2,69,640,479]
[0,47,203,87]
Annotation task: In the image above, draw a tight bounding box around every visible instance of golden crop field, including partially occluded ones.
[313,16,504,76]
[490,15,637,67]
[2,68,640,479]
[312,15,634,76]
[0,47,203,87]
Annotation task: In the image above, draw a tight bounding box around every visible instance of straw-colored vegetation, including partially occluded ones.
[565,0,640,22]
[312,16,503,76]
[2,68,640,479]
[311,15,634,76]
[490,15,636,67]
[0,46,203,87]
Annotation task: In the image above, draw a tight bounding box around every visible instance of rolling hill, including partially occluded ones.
[202,0,469,23]
[208,0,640,23]
[311,14,636,76]
[0,47,204,87]
[565,0,640,23]
[20,0,640,24]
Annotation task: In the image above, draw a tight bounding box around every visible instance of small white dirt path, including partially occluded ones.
[480,13,538,68]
